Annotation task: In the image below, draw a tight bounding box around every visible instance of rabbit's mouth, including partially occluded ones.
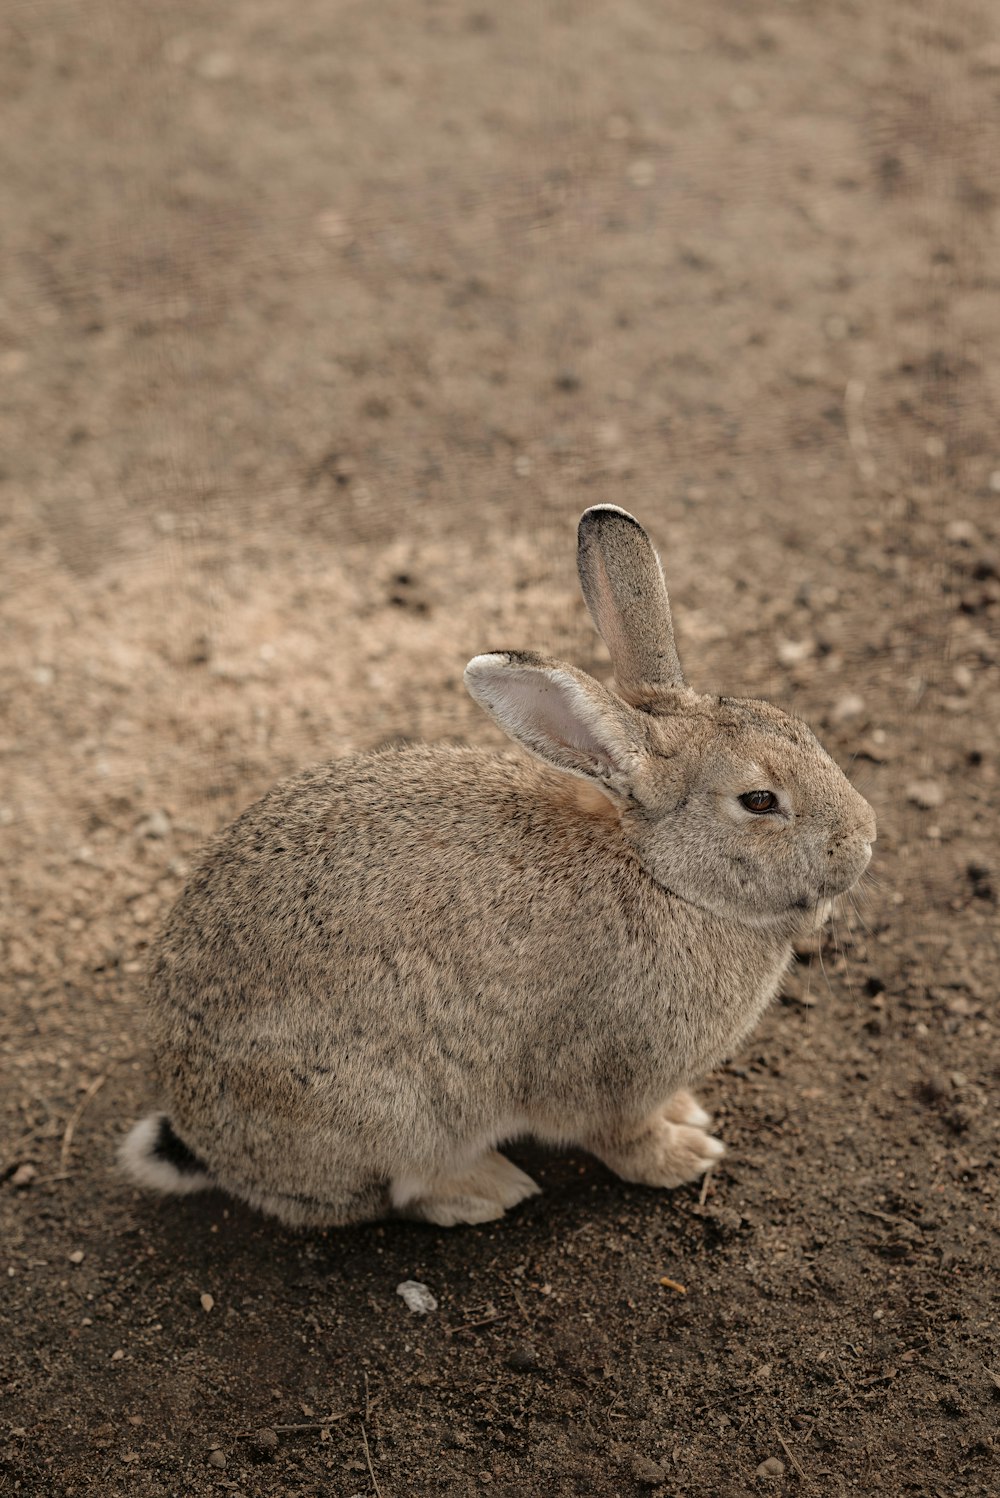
[793,896,834,923]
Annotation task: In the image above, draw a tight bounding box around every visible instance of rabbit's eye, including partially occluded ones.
[740,790,779,814]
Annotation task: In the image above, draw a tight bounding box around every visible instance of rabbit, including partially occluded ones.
[120,505,876,1229]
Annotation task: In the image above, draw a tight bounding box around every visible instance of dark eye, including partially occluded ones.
[740,790,780,814]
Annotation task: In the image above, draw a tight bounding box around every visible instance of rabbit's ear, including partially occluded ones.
[577,505,684,700]
[465,651,645,797]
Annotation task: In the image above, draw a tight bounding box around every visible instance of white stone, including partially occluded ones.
[396,1280,438,1315]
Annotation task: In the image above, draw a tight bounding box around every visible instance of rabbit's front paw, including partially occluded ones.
[590,1108,724,1190]
[392,1150,541,1228]
[648,1118,725,1187]
[660,1088,712,1130]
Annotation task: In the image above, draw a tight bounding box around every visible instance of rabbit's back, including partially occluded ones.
[151,744,634,1020]
[147,745,664,1162]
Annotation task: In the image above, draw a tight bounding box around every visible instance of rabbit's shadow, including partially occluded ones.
[136,1138,697,1291]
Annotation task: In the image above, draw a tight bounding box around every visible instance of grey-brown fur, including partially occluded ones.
[121,506,875,1228]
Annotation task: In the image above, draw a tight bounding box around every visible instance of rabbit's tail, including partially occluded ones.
[119,1112,214,1196]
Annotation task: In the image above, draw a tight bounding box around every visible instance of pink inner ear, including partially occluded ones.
[498,668,619,771]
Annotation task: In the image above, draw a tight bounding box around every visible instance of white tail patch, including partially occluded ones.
[118,1113,213,1197]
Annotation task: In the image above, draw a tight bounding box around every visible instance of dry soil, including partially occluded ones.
[2,3,998,1496]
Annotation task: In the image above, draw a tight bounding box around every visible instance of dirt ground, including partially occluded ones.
[2,2,998,1494]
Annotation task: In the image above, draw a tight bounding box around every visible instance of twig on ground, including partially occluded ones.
[444,1311,510,1336]
[235,1413,349,1436]
[57,1050,135,1174]
[269,1416,347,1432]
[658,1277,688,1296]
[698,1168,715,1207]
[857,1206,920,1232]
[60,1065,118,1172]
[360,1419,382,1497]
[776,1430,809,1484]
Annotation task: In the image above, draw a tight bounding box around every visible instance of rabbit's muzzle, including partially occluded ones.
[823,826,875,896]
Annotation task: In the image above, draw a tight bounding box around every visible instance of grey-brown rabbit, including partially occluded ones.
[121,506,875,1228]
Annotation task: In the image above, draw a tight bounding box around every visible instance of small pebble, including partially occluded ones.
[251,1427,278,1454]
[206,1448,227,1469]
[831,692,865,723]
[197,50,235,81]
[856,736,890,763]
[944,518,978,545]
[68,1250,85,1265]
[632,1453,668,1485]
[200,1292,215,1312]
[756,1456,786,1478]
[396,1280,437,1315]
[777,637,813,666]
[110,1349,125,1362]
[906,778,944,810]
[627,158,656,188]
[136,809,172,839]
[11,1164,37,1189]
[506,1345,540,1373]
[316,208,352,241]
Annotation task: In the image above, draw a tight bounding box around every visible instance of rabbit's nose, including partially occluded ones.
[853,795,877,845]
[826,831,873,878]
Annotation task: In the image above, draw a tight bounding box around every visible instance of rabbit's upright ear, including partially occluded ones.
[577,506,684,702]
[465,651,645,800]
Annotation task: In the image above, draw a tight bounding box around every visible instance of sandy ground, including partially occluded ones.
[2,2,998,1494]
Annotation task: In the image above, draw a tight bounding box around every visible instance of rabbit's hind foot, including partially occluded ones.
[391,1150,541,1228]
